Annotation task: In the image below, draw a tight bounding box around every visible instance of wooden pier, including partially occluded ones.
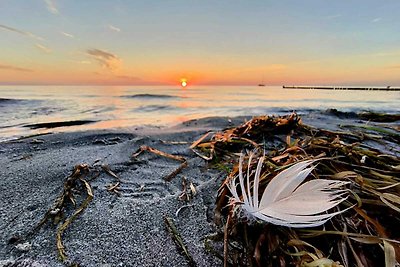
[282,85,400,91]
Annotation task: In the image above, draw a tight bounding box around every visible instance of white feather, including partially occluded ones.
[227,154,350,228]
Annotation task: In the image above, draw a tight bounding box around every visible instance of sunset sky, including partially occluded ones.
[1,1,400,86]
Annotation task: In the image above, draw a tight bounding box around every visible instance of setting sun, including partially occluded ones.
[180,78,187,87]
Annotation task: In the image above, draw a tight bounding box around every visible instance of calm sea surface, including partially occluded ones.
[0,85,399,141]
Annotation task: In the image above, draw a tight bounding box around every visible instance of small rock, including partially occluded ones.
[15,242,32,252]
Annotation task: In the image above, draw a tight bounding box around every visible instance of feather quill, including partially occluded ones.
[227,154,350,228]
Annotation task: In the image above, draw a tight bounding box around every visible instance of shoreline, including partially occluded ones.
[2,108,400,144]
[0,113,399,266]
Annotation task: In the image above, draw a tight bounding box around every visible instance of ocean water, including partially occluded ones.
[0,85,399,141]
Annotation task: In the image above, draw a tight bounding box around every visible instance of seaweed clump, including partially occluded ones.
[193,113,400,266]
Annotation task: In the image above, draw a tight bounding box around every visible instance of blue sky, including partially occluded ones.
[1,0,399,85]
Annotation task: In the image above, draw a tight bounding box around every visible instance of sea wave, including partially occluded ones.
[23,120,97,129]
[0,98,23,104]
[82,106,116,114]
[121,94,180,99]
[31,106,65,116]
[132,105,178,112]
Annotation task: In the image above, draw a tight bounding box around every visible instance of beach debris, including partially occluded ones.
[227,154,350,228]
[178,177,197,201]
[190,182,197,196]
[191,113,300,161]
[56,166,93,263]
[175,204,194,217]
[164,216,196,266]
[138,184,145,191]
[106,181,121,196]
[192,113,400,266]
[30,164,94,263]
[102,164,122,196]
[102,164,120,180]
[326,109,400,123]
[131,145,188,181]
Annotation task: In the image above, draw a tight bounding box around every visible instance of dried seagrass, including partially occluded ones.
[193,113,400,266]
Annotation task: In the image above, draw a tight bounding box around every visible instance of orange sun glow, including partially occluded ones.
[180,78,187,87]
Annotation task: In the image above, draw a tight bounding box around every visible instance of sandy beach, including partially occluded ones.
[0,112,399,267]
[0,116,252,267]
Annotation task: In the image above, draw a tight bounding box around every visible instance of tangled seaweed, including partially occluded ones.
[30,164,97,263]
[193,113,400,266]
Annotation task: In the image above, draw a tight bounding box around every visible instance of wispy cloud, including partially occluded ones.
[0,64,33,72]
[35,43,52,53]
[61,31,74,38]
[371,17,382,23]
[86,48,122,71]
[0,24,44,40]
[44,0,59,14]
[108,24,121,32]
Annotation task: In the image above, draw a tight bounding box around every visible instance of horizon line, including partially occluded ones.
[0,82,398,87]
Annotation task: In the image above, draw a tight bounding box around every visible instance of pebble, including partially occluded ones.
[15,242,32,252]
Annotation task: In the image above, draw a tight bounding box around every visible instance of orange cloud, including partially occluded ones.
[87,49,122,72]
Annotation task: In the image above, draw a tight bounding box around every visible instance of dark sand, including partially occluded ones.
[0,113,398,267]
[0,116,249,267]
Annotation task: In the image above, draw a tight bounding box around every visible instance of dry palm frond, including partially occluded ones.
[227,154,350,228]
